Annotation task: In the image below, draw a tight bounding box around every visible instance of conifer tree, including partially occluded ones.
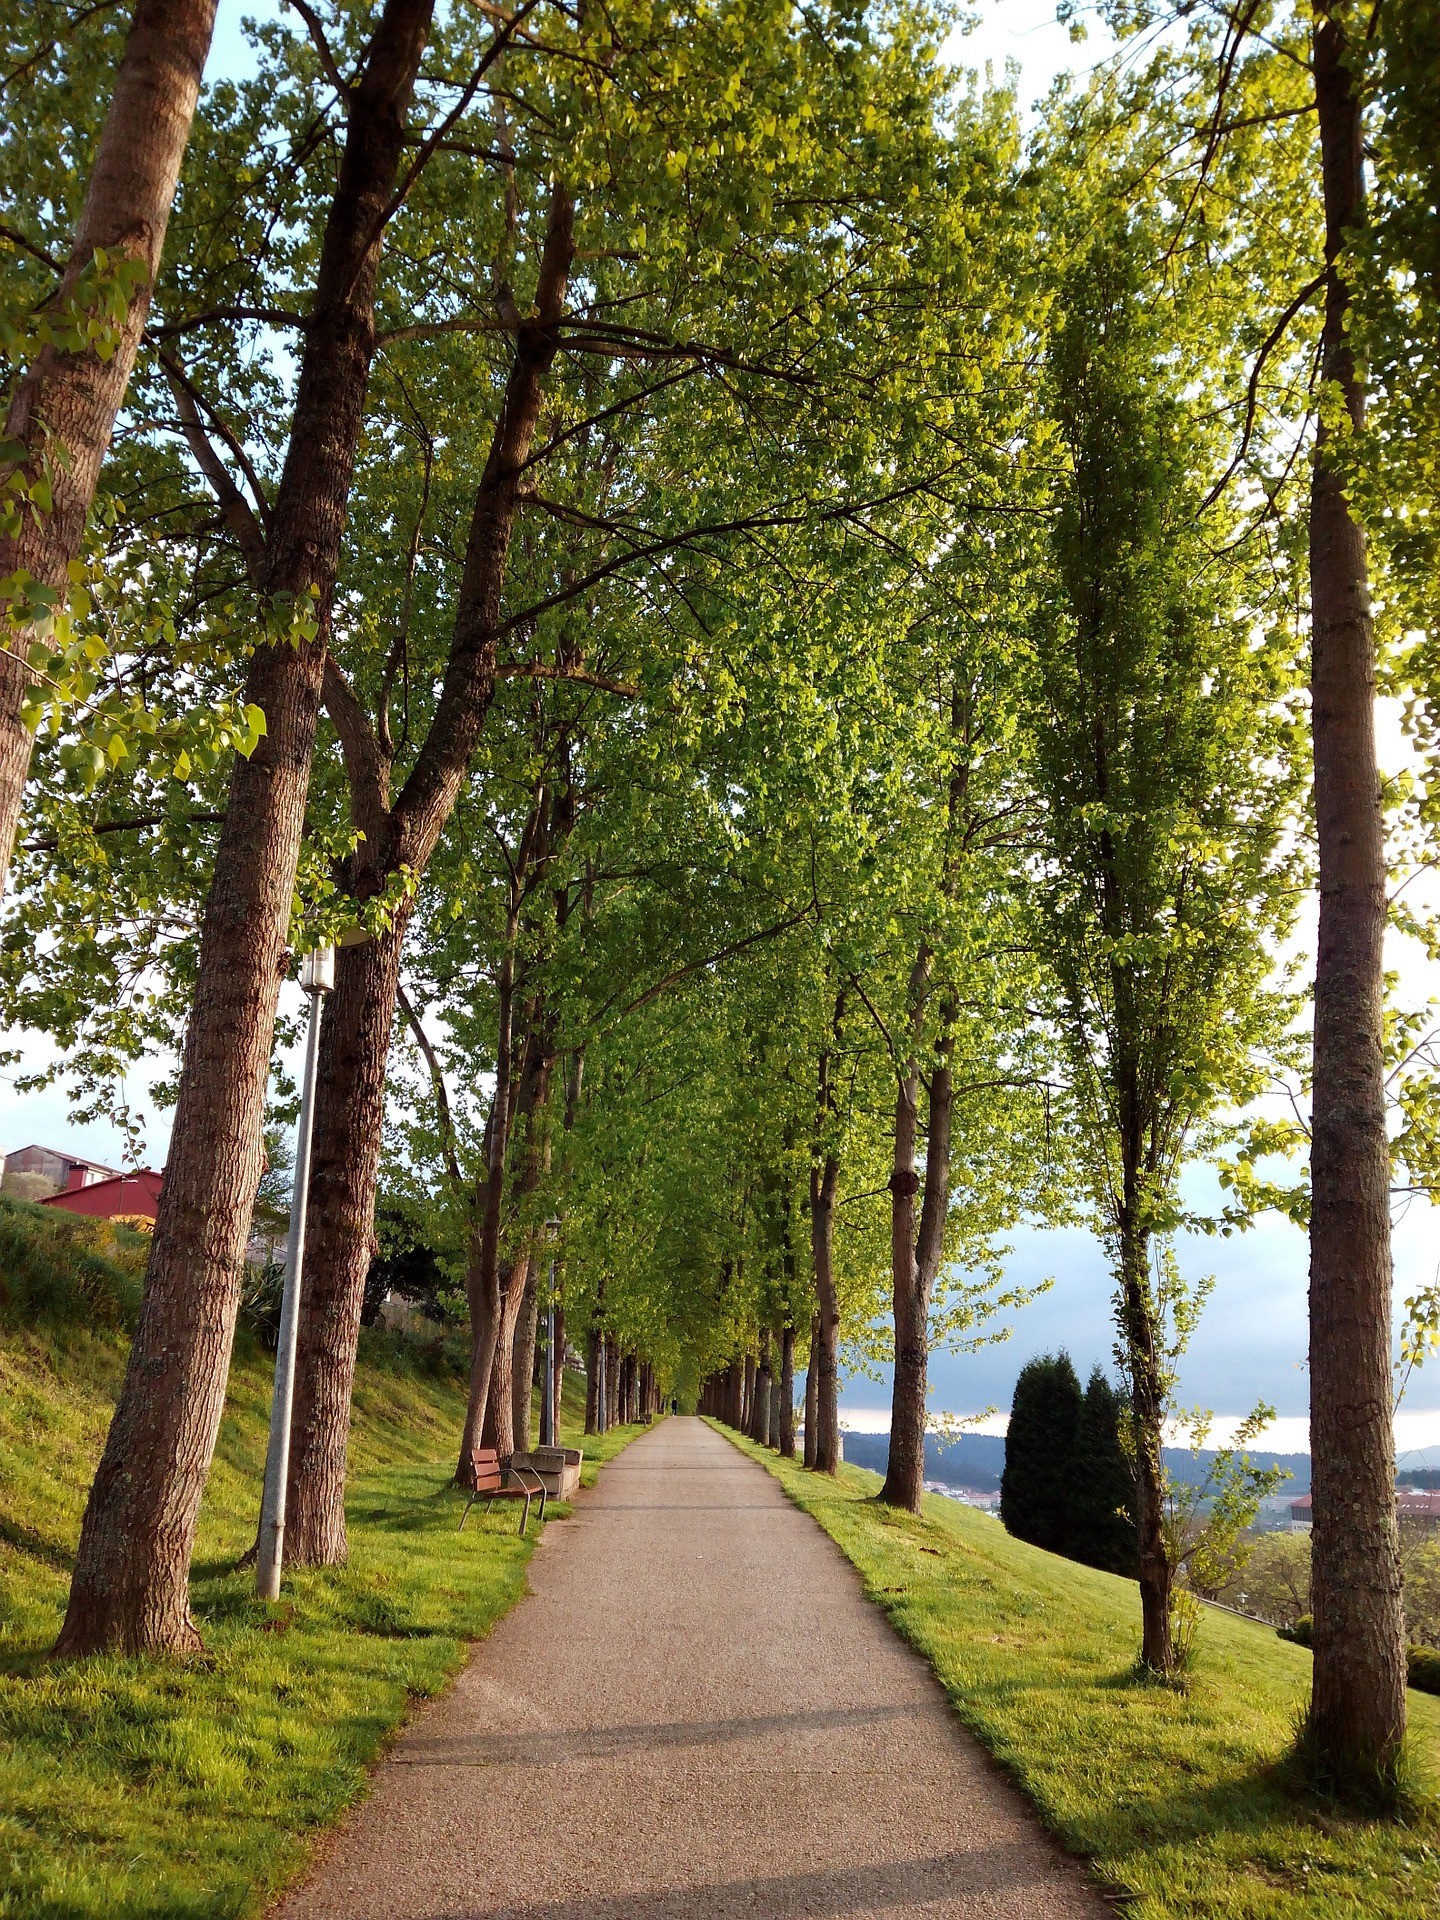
[1066,1368,1137,1576]
[999,1353,1082,1554]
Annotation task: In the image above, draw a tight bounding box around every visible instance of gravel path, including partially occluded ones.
[272,1415,1110,1919]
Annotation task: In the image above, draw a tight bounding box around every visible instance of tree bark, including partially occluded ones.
[752,1328,772,1446]
[585,1324,601,1434]
[1306,0,1406,1783]
[54,0,436,1656]
[482,1257,533,1459]
[778,1322,796,1458]
[512,1258,541,1451]
[552,1303,566,1437]
[282,185,575,1526]
[882,969,953,1516]
[1118,1217,1173,1674]
[811,1154,842,1472]
[803,1313,819,1469]
[0,0,219,883]
[810,1003,844,1474]
[283,911,410,1566]
[605,1334,620,1428]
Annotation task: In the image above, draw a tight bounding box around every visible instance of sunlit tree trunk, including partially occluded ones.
[0,0,219,882]
[1306,0,1406,1783]
[803,1314,819,1469]
[55,0,436,1655]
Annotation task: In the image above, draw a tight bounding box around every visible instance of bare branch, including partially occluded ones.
[397,980,463,1194]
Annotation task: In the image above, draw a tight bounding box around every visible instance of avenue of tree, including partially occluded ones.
[3,0,1438,1801]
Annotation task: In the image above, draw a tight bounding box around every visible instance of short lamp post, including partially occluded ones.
[539,1216,562,1447]
[257,944,336,1601]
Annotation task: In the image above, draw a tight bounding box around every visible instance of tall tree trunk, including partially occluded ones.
[585,1324,601,1435]
[482,1257,533,1458]
[811,1157,842,1472]
[881,1057,924,1511]
[605,1335,620,1429]
[882,973,952,1516]
[742,1352,756,1434]
[752,1329,772,1445]
[726,1357,743,1428]
[458,944,516,1473]
[55,0,436,1656]
[552,1303,566,1437]
[285,187,575,1518]
[1306,0,1406,1783]
[283,912,409,1566]
[803,1314,819,1469]
[1118,1215,1173,1674]
[0,0,219,882]
[779,1322,796,1458]
[811,1004,844,1475]
[512,1260,541,1451]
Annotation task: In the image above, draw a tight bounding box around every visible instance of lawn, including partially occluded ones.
[719,1425,1440,1920]
[0,1201,640,1920]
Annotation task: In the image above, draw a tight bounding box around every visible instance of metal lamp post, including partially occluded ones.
[256,944,336,1601]
[539,1216,562,1447]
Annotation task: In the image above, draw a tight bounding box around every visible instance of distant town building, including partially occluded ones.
[3,1143,119,1196]
[1288,1490,1440,1534]
[1397,1489,1440,1531]
[42,1167,163,1224]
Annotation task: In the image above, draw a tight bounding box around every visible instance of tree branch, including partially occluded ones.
[159,352,269,583]
[322,651,390,838]
[282,0,352,99]
[397,980,463,1194]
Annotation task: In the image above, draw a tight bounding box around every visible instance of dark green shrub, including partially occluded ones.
[1407,1645,1440,1696]
[1277,1614,1312,1647]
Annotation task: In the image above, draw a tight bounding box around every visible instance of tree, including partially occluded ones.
[0,0,220,882]
[55,0,443,1655]
[1029,219,1303,1675]
[1305,0,1407,1790]
[1000,1353,1081,1554]
[1066,1368,1136,1576]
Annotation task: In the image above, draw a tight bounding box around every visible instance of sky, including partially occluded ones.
[5,2,1439,1459]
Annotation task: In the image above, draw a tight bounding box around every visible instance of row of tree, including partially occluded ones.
[2,0,1437,1800]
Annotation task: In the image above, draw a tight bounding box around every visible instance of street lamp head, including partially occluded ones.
[545,1215,562,1234]
[301,945,337,995]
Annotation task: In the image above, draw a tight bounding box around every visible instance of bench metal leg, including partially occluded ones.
[458,1492,477,1532]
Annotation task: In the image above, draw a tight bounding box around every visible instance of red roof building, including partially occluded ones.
[1289,1490,1440,1530]
[41,1168,162,1223]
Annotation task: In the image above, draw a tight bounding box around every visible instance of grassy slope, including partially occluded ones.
[0,1230,640,1920]
[719,1426,1440,1920]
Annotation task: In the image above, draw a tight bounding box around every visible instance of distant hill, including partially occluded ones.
[839,1426,1312,1496]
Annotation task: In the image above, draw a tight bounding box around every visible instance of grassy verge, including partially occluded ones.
[717,1424,1440,1920]
[0,1216,643,1920]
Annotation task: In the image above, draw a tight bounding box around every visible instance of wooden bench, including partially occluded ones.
[457,1447,548,1536]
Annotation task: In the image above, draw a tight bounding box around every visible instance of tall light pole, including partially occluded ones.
[539,1216,561,1447]
[257,944,335,1601]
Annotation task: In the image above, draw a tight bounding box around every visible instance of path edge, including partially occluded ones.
[703,1417,1128,1916]
[258,1418,656,1918]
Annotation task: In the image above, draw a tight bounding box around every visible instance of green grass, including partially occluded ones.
[0,1224,643,1920]
[718,1424,1440,1920]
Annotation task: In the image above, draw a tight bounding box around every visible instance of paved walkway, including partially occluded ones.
[273,1417,1109,1919]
